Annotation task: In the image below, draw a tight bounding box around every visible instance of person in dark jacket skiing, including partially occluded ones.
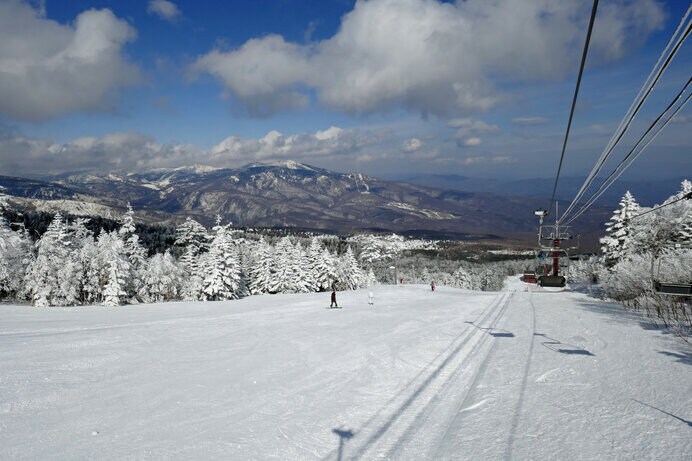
[330,288,338,308]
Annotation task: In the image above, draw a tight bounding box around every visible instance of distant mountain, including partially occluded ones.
[387,173,688,206]
[0,161,612,245]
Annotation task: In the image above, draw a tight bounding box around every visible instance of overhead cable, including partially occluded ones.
[549,0,599,216]
[562,81,692,226]
[559,5,692,223]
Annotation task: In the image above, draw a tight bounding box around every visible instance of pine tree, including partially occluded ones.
[359,235,383,265]
[25,213,81,306]
[306,237,333,291]
[248,238,274,295]
[0,205,30,301]
[200,218,242,301]
[269,237,308,293]
[175,217,209,270]
[140,251,183,302]
[97,231,131,306]
[600,191,640,267]
[452,266,474,290]
[338,246,364,290]
[118,203,147,299]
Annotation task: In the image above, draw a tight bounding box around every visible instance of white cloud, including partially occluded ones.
[464,137,482,146]
[0,1,140,121]
[448,117,499,146]
[512,117,550,126]
[192,0,664,117]
[147,0,181,23]
[0,126,388,176]
[402,138,423,152]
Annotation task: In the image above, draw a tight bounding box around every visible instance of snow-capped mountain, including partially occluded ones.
[0,161,606,239]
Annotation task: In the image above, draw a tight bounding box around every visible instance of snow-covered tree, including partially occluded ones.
[359,234,384,265]
[175,217,209,269]
[200,218,243,301]
[25,213,81,306]
[337,246,364,290]
[451,266,475,290]
[118,203,147,299]
[269,237,311,293]
[97,231,131,306]
[0,199,30,300]
[140,251,183,302]
[248,238,274,295]
[600,191,640,267]
[365,268,378,287]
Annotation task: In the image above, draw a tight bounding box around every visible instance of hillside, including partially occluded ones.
[1,280,690,459]
[0,161,610,244]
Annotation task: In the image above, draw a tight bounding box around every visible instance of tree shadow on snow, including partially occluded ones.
[534,332,595,356]
[464,321,515,338]
[658,350,692,366]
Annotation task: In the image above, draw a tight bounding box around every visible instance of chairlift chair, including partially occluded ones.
[651,246,692,296]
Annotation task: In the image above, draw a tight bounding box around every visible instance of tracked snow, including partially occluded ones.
[0,279,689,460]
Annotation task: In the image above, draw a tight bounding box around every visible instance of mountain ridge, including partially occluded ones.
[0,161,611,243]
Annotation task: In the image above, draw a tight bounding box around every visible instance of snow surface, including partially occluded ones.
[1,278,690,460]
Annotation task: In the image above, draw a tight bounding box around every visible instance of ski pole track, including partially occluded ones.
[342,291,512,460]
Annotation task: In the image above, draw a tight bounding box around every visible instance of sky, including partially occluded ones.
[0,0,690,184]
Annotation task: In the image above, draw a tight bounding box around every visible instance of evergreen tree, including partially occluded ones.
[118,203,147,299]
[306,237,333,291]
[452,266,474,290]
[248,238,274,295]
[200,218,242,301]
[0,194,30,300]
[268,237,310,293]
[175,217,209,270]
[97,231,131,306]
[140,251,183,302]
[359,234,383,265]
[337,246,364,290]
[600,191,640,267]
[25,213,80,306]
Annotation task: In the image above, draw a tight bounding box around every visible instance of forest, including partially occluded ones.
[1,180,690,336]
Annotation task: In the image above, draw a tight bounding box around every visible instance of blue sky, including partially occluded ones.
[0,0,690,182]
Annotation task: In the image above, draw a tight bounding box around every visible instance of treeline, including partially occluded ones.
[569,180,692,336]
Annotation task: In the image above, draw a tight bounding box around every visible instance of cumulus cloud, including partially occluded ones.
[402,138,423,152]
[147,0,181,22]
[0,126,387,176]
[463,137,482,146]
[0,0,140,121]
[512,117,550,126]
[192,0,664,117]
[448,117,499,146]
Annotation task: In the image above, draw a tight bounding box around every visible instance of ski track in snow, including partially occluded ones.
[1,280,691,460]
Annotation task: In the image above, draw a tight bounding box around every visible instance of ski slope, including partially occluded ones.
[1,278,690,460]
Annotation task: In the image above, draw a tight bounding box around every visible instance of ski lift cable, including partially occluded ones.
[562,85,692,226]
[563,87,691,226]
[560,13,692,222]
[559,12,692,223]
[628,191,692,222]
[549,0,600,216]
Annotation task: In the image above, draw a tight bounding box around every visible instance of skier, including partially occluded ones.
[330,288,338,308]
[368,291,374,305]
[431,281,436,291]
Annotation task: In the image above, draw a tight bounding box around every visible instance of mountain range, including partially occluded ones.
[0,161,614,245]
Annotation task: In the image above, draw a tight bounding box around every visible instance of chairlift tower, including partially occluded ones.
[534,204,572,288]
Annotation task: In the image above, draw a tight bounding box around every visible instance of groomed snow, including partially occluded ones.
[1,279,690,460]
